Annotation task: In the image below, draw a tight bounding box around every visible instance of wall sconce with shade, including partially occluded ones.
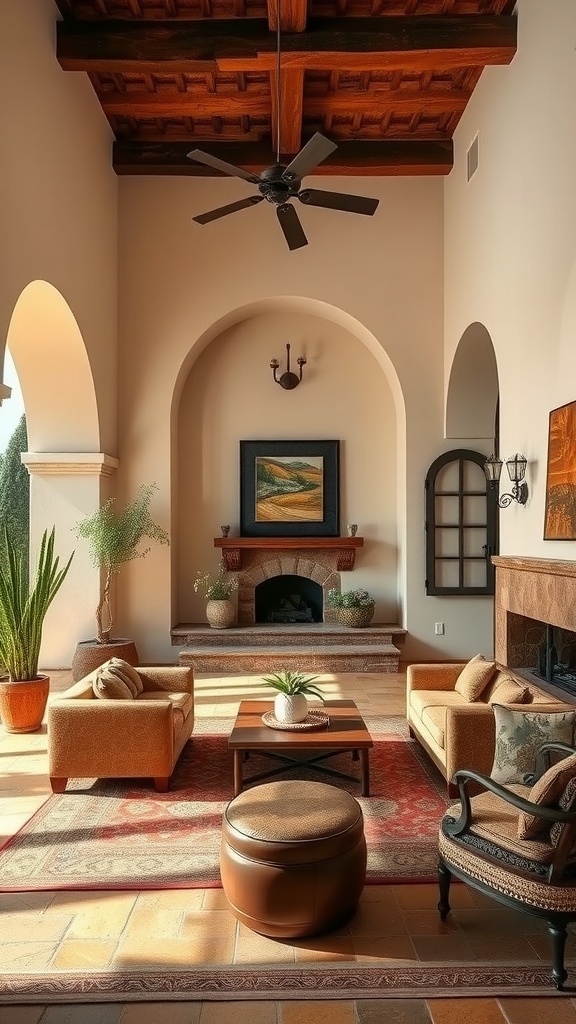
[270,343,306,390]
[484,453,528,507]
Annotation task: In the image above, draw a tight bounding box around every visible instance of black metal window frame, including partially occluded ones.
[425,448,499,597]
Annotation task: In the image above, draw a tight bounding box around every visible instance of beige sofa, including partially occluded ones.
[48,665,194,793]
[407,662,574,796]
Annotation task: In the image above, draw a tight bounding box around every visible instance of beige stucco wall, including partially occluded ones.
[445,0,576,563]
[117,173,470,663]
[0,0,118,664]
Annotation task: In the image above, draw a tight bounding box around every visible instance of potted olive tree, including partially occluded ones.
[0,527,74,733]
[71,483,169,680]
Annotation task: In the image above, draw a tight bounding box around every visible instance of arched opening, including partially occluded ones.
[446,323,499,442]
[255,575,323,623]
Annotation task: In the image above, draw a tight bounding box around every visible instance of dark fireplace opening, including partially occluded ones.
[255,575,323,624]
[536,623,576,695]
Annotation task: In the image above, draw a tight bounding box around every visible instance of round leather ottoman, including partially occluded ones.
[220,779,367,939]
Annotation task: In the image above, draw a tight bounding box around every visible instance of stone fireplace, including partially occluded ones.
[494,555,576,697]
[214,536,364,626]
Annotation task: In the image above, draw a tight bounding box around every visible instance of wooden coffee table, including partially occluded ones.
[228,699,373,797]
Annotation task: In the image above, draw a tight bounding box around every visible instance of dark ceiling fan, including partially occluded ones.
[188,3,379,249]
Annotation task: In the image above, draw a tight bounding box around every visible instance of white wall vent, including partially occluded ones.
[467,133,479,181]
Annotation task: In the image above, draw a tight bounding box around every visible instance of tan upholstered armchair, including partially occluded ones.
[439,742,576,990]
[48,665,194,793]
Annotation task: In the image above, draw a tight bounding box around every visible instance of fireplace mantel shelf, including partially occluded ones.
[214,536,363,572]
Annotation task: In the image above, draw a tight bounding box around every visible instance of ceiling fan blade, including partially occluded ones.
[277,204,308,251]
[282,133,338,182]
[193,196,264,225]
[187,148,260,184]
[298,189,379,216]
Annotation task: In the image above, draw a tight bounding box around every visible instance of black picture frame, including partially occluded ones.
[240,440,340,537]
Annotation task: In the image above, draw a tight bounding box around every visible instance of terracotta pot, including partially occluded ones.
[274,692,308,724]
[0,675,50,733]
[206,599,235,629]
[71,639,139,682]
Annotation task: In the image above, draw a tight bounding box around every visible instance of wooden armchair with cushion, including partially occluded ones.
[48,659,194,793]
[438,742,576,990]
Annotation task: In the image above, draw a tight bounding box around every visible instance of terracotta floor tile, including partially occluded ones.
[279,1002,356,1024]
[402,909,462,936]
[39,1005,123,1024]
[234,923,295,963]
[411,934,476,961]
[355,999,432,1023]
[0,1008,46,1024]
[0,940,60,970]
[466,934,541,960]
[0,890,55,912]
[427,997,506,1024]
[180,908,237,939]
[352,934,417,962]
[452,907,542,934]
[114,936,235,968]
[391,883,476,911]
[200,1002,278,1024]
[348,900,407,936]
[498,998,576,1023]
[134,889,204,912]
[0,911,70,943]
[123,905,184,939]
[528,931,576,960]
[292,932,356,961]
[201,888,231,910]
[119,1003,203,1023]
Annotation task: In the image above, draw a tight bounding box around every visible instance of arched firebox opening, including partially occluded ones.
[255,575,324,624]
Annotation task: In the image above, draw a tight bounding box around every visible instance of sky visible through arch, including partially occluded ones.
[0,350,25,453]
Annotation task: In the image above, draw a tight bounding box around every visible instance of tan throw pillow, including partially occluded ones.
[108,657,143,696]
[454,655,497,702]
[491,705,576,785]
[92,661,135,700]
[518,751,576,839]
[550,776,576,849]
[487,675,532,706]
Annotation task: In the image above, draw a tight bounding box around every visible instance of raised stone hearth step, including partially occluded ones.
[178,642,401,674]
[171,623,406,649]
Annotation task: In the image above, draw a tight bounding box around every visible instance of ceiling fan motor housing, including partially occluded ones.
[258,165,301,206]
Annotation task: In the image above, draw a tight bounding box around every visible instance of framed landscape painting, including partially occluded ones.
[240,440,340,537]
[544,400,576,540]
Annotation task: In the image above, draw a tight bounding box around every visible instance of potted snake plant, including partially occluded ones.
[0,526,74,733]
[262,670,324,724]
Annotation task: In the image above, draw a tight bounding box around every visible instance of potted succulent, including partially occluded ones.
[262,670,324,724]
[327,587,375,628]
[194,561,239,629]
[71,483,169,679]
[0,527,74,733]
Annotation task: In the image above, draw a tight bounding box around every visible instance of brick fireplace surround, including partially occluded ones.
[493,555,576,671]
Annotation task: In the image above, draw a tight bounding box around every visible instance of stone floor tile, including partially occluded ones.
[201,888,231,910]
[279,1002,356,1024]
[427,998,506,1024]
[0,912,72,942]
[200,1002,278,1024]
[0,891,55,913]
[355,999,432,1024]
[0,941,59,970]
[391,883,476,911]
[411,934,476,961]
[360,886,399,905]
[234,925,295,964]
[352,934,417,961]
[134,889,204,912]
[466,934,541,960]
[401,910,461,937]
[50,893,138,939]
[292,932,355,961]
[39,1005,123,1024]
[452,908,542,935]
[119,1003,202,1023]
[498,998,576,1023]
[51,938,118,968]
[0,1008,46,1024]
[348,900,408,937]
[180,908,236,939]
[122,906,183,939]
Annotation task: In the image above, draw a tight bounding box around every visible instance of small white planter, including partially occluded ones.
[274,692,308,724]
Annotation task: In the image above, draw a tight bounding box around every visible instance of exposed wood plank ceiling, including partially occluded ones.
[55,0,517,176]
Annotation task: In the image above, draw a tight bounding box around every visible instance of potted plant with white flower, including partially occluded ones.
[327,587,375,628]
[194,561,239,629]
[262,670,324,724]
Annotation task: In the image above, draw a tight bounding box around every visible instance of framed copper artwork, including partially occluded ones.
[544,400,576,540]
[240,440,339,537]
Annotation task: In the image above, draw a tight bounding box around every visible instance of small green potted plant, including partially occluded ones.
[72,483,169,678]
[327,587,375,628]
[262,670,324,724]
[194,561,239,629]
[0,527,74,733]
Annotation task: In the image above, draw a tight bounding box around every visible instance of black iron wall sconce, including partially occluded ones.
[270,343,306,390]
[484,453,528,507]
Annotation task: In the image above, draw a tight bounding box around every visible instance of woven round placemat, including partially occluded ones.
[261,709,330,732]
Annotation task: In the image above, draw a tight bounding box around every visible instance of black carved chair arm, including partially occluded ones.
[446,767,576,837]
[532,743,576,782]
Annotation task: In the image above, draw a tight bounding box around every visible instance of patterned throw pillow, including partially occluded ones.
[491,705,576,785]
[518,751,576,839]
[92,661,135,700]
[487,675,532,706]
[550,776,576,849]
[454,654,497,702]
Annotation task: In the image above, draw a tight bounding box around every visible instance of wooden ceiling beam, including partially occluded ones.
[270,68,304,155]
[57,17,517,74]
[267,0,308,32]
[306,89,469,117]
[113,138,453,175]
[102,91,271,118]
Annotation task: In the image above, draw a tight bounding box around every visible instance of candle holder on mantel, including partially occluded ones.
[220,525,231,538]
[347,524,358,537]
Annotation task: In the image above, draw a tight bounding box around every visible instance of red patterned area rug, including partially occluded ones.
[0,733,448,891]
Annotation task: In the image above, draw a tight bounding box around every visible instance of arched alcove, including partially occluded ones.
[446,322,499,441]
